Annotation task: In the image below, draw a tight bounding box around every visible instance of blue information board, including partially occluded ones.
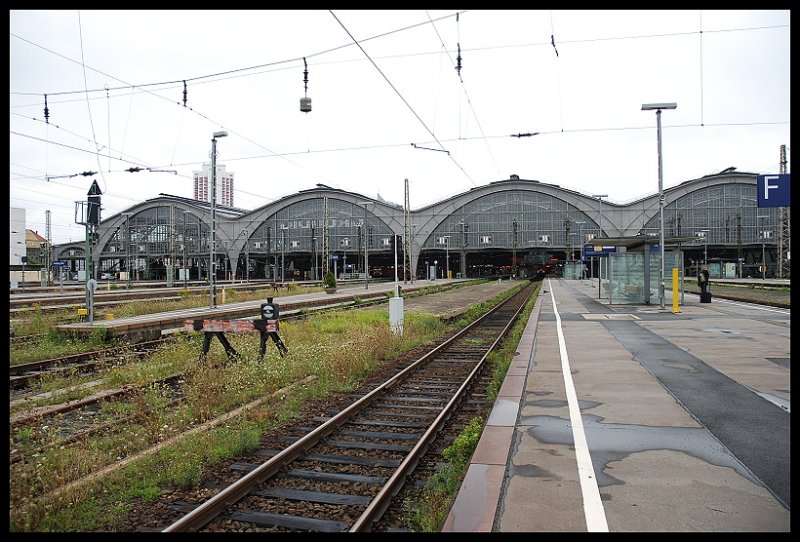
[583,244,617,257]
[757,174,790,207]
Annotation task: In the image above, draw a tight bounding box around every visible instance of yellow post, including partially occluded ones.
[105,313,114,320]
[221,288,226,304]
[672,267,680,313]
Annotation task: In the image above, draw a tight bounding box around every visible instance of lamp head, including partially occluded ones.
[641,103,677,110]
[213,130,228,139]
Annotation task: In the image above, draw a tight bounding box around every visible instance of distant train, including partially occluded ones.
[369,265,396,279]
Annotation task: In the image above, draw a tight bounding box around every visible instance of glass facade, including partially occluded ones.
[94,207,207,280]
[424,190,599,251]
[644,183,778,246]
[53,173,782,282]
[250,198,393,257]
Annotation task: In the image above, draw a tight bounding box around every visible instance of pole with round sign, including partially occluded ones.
[260,297,287,357]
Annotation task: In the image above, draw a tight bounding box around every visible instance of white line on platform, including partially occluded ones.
[547,278,609,532]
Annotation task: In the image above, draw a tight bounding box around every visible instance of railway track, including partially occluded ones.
[8,281,287,311]
[9,337,175,391]
[9,373,187,466]
[160,281,536,532]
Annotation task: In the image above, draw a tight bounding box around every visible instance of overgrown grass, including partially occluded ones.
[9,306,448,532]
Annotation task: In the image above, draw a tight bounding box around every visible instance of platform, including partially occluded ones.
[443,277,790,532]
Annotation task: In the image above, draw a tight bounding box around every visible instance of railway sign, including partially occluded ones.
[757,174,790,207]
[51,260,67,267]
[261,302,279,320]
[583,244,617,257]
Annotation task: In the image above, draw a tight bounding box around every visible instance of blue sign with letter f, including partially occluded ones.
[757,174,790,207]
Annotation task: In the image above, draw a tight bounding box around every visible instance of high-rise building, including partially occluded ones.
[220,171,234,207]
[193,163,234,206]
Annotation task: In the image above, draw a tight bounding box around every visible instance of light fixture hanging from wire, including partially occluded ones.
[300,57,312,113]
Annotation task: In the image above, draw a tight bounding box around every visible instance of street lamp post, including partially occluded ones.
[364,205,368,289]
[394,233,399,290]
[233,228,249,283]
[40,241,49,286]
[122,213,133,290]
[592,195,608,239]
[240,229,249,283]
[443,235,450,280]
[591,195,607,294]
[210,130,227,308]
[700,229,709,265]
[575,221,586,278]
[758,215,769,280]
[511,218,518,278]
[642,102,677,309]
[458,220,466,279]
[312,235,317,281]
[695,229,709,278]
[182,212,189,289]
[356,202,371,289]
[280,226,287,282]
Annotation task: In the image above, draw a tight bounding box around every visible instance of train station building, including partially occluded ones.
[51,168,784,283]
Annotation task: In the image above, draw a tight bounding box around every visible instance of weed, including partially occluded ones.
[405,416,485,531]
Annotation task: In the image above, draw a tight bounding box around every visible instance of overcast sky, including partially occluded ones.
[10,9,790,245]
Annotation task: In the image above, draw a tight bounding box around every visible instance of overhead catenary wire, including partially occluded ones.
[551,10,564,133]
[11,13,787,171]
[11,11,468,99]
[426,10,500,175]
[106,85,111,172]
[10,18,786,109]
[10,115,176,176]
[77,11,107,193]
[699,10,704,127]
[329,10,477,187]
[10,12,789,233]
[12,114,789,184]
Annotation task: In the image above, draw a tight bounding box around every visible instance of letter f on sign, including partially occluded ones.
[764,175,779,200]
